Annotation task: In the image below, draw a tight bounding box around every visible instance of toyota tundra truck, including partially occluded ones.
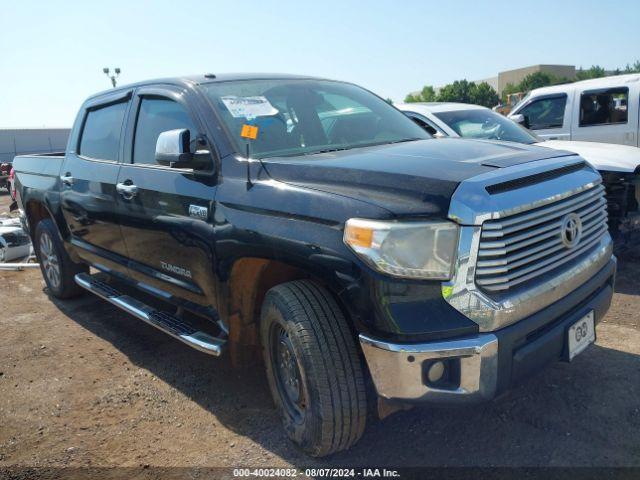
[12,74,616,456]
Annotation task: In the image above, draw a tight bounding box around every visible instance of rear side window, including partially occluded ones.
[79,101,127,161]
[133,98,197,165]
[519,95,567,130]
[579,87,629,127]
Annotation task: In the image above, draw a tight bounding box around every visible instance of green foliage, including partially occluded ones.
[576,65,606,80]
[407,80,500,108]
[404,85,437,103]
[405,59,640,108]
[433,80,499,108]
[437,80,475,104]
[420,85,437,102]
[624,61,640,73]
[471,82,500,108]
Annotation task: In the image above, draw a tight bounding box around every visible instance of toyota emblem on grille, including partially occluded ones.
[560,213,582,248]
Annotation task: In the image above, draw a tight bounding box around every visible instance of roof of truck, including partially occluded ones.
[86,73,326,100]
[527,73,640,97]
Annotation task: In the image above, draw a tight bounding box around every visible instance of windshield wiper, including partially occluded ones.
[383,137,423,145]
[310,146,352,155]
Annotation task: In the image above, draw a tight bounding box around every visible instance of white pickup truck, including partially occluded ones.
[396,102,640,248]
[507,74,640,146]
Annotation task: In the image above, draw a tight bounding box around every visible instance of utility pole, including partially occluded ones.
[102,67,121,88]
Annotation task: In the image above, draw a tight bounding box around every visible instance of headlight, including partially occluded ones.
[344,218,459,280]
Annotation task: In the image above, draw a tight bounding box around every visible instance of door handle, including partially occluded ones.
[60,173,74,186]
[116,182,139,199]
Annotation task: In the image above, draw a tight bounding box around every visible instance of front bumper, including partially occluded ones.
[361,257,616,404]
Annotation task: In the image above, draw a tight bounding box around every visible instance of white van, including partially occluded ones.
[508,74,640,146]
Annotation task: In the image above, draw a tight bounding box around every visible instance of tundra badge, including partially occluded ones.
[160,261,192,279]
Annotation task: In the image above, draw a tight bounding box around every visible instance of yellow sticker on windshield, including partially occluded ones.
[240,124,259,140]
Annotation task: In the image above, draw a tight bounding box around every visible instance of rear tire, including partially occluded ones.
[35,219,87,299]
[260,280,367,457]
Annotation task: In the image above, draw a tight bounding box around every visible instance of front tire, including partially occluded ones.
[260,280,367,457]
[35,219,87,299]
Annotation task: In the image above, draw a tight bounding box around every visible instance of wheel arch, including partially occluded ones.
[222,257,357,367]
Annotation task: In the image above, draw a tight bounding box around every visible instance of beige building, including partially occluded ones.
[476,64,577,96]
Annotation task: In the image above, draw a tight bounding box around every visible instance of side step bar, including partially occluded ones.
[74,273,226,356]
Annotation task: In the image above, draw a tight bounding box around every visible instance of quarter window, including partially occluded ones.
[519,95,567,130]
[579,87,629,127]
[79,101,128,161]
[406,113,439,137]
[133,98,197,165]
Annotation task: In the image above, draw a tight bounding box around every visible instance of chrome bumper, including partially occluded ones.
[360,333,498,403]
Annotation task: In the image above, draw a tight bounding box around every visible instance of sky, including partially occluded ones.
[2,0,640,127]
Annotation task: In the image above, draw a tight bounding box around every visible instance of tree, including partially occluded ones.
[501,82,519,103]
[404,93,421,103]
[576,65,606,80]
[469,82,499,108]
[404,85,437,103]
[420,85,437,102]
[624,61,640,73]
[434,80,499,108]
[436,79,476,104]
[518,72,556,92]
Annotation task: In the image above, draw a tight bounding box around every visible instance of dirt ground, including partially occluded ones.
[1,190,639,472]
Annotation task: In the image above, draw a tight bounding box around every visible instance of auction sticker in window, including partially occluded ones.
[221,96,278,119]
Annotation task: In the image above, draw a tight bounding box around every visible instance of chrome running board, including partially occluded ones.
[74,273,225,356]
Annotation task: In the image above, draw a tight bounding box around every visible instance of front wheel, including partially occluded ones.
[260,280,367,457]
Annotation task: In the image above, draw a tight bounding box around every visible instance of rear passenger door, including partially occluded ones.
[517,94,571,141]
[60,90,130,274]
[571,86,637,146]
[116,86,218,306]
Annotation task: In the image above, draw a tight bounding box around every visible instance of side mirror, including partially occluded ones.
[155,129,211,169]
[509,113,530,129]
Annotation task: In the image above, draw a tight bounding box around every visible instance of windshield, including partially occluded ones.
[434,109,541,144]
[201,79,430,159]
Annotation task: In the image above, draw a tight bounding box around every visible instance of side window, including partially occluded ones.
[520,95,567,130]
[407,113,439,137]
[133,98,197,165]
[579,87,629,127]
[79,101,128,161]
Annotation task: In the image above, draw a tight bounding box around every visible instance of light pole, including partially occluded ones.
[103,67,121,88]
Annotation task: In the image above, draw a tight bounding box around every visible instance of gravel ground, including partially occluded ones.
[1,191,639,472]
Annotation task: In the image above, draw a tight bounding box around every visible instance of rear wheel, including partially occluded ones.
[260,280,367,457]
[35,219,87,299]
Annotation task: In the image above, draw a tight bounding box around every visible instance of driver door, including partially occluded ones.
[115,86,218,306]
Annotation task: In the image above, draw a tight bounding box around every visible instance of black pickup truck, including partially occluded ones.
[13,74,616,456]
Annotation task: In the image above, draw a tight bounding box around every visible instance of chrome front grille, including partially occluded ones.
[475,182,608,292]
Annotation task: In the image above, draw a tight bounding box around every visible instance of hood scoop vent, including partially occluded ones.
[485,161,586,195]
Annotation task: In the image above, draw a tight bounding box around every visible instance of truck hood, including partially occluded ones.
[542,140,640,173]
[261,138,575,216]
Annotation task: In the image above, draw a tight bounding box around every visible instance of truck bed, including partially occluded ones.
[13,153,66,205]
[13,153,65,176]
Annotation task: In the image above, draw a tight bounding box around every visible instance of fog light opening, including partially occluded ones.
[423,358,461,390]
